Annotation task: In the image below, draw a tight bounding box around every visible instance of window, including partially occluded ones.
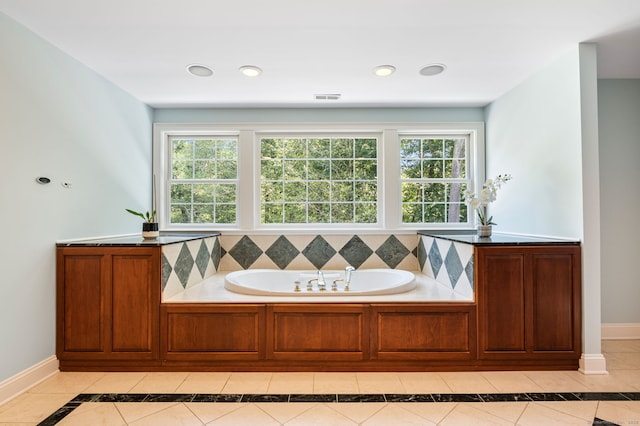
[259,135,378,224]
[153,123,483,232]
[400,136,469,224]
[167,136,238,225]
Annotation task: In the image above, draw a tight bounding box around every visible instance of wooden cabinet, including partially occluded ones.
[162,304,265,361]
[476,245,581,361]
[56,247,160,366]
[371,304,476,361]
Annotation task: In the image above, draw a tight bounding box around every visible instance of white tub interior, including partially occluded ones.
[225,269,416,296]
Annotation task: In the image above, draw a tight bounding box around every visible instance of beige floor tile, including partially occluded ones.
[221,372,272,394]
[570,369,640,391]
[28,372,105,394]
[396,402,456,423]
[355,372,406,393]
[267,372,314,394]
[471,401,528,423]
[58,402,125,426]
[207,403,280,425]
[596,401,640,425]
[128,372,189,393]
[254,402,317,423]
[438,372,499,393]
[396,372,453,393]
[605,352,640,370]
[184,402,243,423]
[285,403,357,425]
[602,339,640,353]
[115,402,180,424]
[329,402,386,423]
[174,372,231,393]
[0,392,75,423]
[518,402,597,426]
[361,404,436,426]
[127,403,203,426]
[481,371,545,393]
[523,371,593,392]
[440,403,514,425]
[83,372,146,393]
[313,372,359,394]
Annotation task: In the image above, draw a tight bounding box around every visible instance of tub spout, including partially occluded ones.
[317,270,327,291]
[344,265,355,291]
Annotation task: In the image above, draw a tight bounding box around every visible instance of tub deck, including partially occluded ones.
[163,271,474,303]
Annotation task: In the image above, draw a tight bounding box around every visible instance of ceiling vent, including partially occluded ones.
[314,94,341,101]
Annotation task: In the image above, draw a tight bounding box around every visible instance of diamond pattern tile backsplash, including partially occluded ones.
[418,235,474,298]
[161,233,474,300]
[162,236,220,299]
[220,234,419,272]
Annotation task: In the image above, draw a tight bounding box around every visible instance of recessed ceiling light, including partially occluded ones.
[419,64,446,76]
[373,65,396,77]
[239,65,262,77]
[186,64,213,77]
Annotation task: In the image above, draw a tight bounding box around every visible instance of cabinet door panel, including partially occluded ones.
[267,305,366,360]
[62,255,105,352]
[532,254,576,351]
[112,254,155,352]
[481,253,526,352]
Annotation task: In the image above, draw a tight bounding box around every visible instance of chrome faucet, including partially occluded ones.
[344,265,355,291]
[316,270,326,291]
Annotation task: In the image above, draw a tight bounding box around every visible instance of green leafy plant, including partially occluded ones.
[125,209,157,223]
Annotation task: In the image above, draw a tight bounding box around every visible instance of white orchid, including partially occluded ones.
[465,174,512,225]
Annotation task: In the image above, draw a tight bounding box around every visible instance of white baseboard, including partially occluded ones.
[0,356,59,405]
[579,353,608,375]
[602,323,640,340]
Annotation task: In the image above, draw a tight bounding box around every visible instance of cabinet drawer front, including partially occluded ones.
[371,305,475,360]
[268,305,367,360]
[167,312,260,352]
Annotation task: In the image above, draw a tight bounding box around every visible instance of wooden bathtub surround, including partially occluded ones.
[56,236,581,371]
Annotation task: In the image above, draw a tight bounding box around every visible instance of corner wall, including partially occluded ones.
[598,79,640,326]
[484,44,604,372]
[0,12,153,384]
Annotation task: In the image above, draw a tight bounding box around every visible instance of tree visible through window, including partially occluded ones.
[400,137,468,224]
[169,137,238,224]
[260,136,377,224]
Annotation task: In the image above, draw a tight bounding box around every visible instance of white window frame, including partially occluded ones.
[153,122,484,234]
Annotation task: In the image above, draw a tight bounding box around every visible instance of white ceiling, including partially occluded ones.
[2,0,640,108]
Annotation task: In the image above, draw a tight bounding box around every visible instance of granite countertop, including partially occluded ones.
[417,230,580,246]
[56,233,220,247]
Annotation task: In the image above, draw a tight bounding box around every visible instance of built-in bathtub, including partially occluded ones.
[224,268,416,296]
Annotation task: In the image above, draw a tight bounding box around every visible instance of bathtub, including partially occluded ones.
[224,269,416,296]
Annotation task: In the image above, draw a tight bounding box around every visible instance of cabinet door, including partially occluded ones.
[477,245,581,360]
[530,250,581,354]
[57,247,161,361]
[111,251,160,359]
[57,253,108,355]
[371,304,476,360]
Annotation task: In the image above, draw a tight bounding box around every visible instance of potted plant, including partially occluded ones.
[125,209,159,239]
[464,174,511,237]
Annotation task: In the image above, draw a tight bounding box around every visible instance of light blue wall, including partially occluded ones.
[484,44,604,362]
[154,107,484,123]
[0,12,153,382]
[484,48,584,239]
[598,79,640,324]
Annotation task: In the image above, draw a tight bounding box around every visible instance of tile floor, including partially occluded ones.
[0,340,638,425]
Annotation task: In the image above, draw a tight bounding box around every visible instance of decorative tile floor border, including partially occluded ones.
[38,392,640,425]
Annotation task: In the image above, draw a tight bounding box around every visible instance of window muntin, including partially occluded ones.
[168,136,238,225]
[260,136,378,225]
[400,136,469,224]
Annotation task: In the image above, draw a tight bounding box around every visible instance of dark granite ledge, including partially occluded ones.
[56,233,220,247]
[418,230,580,246]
